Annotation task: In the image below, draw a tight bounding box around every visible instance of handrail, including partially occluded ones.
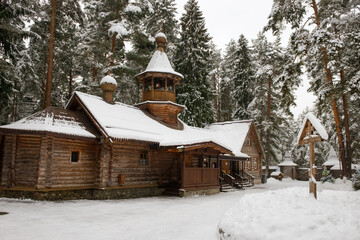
[238,170,255,185]
[223,173,235,186]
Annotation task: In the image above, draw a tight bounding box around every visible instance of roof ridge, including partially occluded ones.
[210,120,253,126]
[74,91,141,111]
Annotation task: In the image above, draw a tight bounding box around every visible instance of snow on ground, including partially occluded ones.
[219,178,360,240]
[0,178,357,240]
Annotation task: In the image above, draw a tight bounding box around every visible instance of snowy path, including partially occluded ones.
[0,179,355,240]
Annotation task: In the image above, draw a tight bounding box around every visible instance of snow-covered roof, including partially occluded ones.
[136,50,183,79]
[262,166,279,170]
[0,107,97,139]
[155,32,167,40]
[297,112,328,143]
[323,147,338,166]
[270,171,283,176]
[278,152,298,167]
[100,75,117,86]
[70,91,244,155]
[206,121,253,158]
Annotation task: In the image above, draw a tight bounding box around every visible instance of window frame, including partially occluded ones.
[253,157,257,169]
[70,150,81,163]
[139,152,149,167]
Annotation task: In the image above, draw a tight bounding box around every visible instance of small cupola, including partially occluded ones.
[135,32,183,103]
[100,75,117,104]
[134,32,185,130]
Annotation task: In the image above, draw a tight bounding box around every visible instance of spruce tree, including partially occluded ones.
[174,0,214,127]
[232,35,255,120]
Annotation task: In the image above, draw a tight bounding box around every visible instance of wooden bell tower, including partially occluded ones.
[135,32,184,130]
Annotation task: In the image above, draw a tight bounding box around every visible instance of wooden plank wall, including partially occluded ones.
[241,126,262,183]
[50,138,98,188]
[110,141,178,186]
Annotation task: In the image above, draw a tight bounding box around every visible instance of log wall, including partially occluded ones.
[50,138,98,188]
[0,135,12,186]
[15,135,41,186]
[109,141,178,186]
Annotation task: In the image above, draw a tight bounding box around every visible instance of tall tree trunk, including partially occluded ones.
[340,69,352,177]
[68,68,73,99]
[43,0,56,109]
[266,76,272,176]
[11,92,17,122]
[311,0,347,177]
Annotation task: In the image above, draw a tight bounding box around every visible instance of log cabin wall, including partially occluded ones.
[109,141,178,186]
[50,137,98,188]
[0,135,12,187]
[241,126,262,184]
[14,135,41,187]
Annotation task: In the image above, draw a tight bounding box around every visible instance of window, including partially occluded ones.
[167,79,174,92]
[71,151,80,163]
[247,139,251,145]
[247,159,251,169]
[154,77,165,90]
[253,157,257,169]
[140,152,148,166]
[144,78,152,91]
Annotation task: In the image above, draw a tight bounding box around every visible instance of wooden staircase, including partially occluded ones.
[220,171,254,192]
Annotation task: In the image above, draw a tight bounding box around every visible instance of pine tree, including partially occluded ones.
[250,33,299,174]
[0,1,37,124]
[27,0,85,109]
[174,0,214,127]
[266,0,360,177]
[232,35,255,120]
[219,39,237,122]
[207,41,222,122]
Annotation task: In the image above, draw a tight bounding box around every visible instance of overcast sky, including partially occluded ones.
[174,0,316,119]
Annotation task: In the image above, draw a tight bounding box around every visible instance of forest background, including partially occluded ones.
[1,0,359,177]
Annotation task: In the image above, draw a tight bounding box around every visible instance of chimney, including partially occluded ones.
[100,75,117,104]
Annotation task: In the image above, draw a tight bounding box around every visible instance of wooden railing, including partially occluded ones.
[237,170,255,186]
[183,168,219,189]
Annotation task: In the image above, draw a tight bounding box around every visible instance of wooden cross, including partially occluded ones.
[298,113,328,199]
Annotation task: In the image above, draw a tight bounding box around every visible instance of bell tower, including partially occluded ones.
[135,32,184,130]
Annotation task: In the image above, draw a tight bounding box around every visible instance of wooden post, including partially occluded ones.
[307,121,317,199]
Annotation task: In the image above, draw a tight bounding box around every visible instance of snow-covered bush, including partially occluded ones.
[352,169,360,191]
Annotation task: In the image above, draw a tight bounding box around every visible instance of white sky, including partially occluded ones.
[174,0,316,119]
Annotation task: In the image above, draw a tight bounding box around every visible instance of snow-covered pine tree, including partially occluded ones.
[207,41,222,122]
[174,0,214,127]
[232,35,255,120]
[250,33,297,174]
[219,39,237,122]
[27,0,85,108]
[79,0,141,105]
[266,0,359,178]
[0,1,37,124]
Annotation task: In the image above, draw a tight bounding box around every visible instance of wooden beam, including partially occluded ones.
[299,135,323,145]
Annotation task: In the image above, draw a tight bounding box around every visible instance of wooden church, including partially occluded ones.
[0,33,263,200]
